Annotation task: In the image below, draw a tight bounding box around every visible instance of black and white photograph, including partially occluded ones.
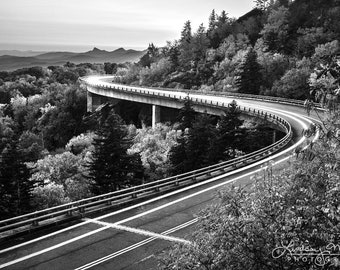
[0,0,340,269]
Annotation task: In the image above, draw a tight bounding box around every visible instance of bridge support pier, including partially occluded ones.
[273,130,277,143]
[152,105,161,128]
[87,92,102,112]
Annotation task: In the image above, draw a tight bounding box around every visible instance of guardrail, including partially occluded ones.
[83,76,322,109]
[0,79,293,237]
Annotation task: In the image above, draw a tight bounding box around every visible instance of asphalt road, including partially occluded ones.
[0,78,322,270]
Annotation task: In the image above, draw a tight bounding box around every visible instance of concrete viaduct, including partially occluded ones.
[85,76,288,134]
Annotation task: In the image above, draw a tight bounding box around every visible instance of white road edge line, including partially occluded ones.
[0,226,110,269]
[84,218,192,245]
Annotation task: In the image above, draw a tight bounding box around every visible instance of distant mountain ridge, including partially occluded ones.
[0,50,47,57]
[0,47,146,71]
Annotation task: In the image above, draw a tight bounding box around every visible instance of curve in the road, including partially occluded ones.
[0,76,322,270]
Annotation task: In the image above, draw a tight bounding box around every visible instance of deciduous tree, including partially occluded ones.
[260,6,290,52]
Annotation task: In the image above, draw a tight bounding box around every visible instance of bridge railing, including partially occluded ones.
[81,76,322,109]
[0,81,293,237]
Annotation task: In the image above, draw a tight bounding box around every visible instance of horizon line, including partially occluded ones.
[0,43,148,53]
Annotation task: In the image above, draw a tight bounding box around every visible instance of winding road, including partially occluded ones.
[0,76,322,270]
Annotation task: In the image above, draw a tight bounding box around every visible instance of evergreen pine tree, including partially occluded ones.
[168,42,180,70]
[180,21,192,44]
[208,101,245,163]
[170,112,216,175]
[192,24,210,62]
[208,9,216,32]
[168,135,188,176]
[0,141,33,219]
[139,43,159,68]
[177,95,196,131]
[88,106,143,194]
[185,113,216,171]
[236,48,263,95]
[218,10,228,24]
[179,21,195,70]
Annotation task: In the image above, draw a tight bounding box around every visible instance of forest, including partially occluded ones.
[112,0,339,102]
[0,57,277,215]
[0,59,274,218]
[0,0,340,268]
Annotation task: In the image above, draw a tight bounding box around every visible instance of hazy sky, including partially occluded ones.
[0,0,255,51]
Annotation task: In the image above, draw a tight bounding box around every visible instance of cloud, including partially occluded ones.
[0,0,254,49]
[0,19,177,48]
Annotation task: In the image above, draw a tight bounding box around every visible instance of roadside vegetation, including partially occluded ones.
[158,57,340,270]
[156,0,340,267]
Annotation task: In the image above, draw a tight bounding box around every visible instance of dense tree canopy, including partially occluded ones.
[0,63,101,218]
[116,0,339,101]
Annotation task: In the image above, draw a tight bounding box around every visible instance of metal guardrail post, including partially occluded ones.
[67,205,73,216]
[32,213,39,226]
[192,174,197,182]
[175,177,179,186]
[132,189,137,198]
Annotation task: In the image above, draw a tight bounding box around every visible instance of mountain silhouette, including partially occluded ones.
[0,47,146,71]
